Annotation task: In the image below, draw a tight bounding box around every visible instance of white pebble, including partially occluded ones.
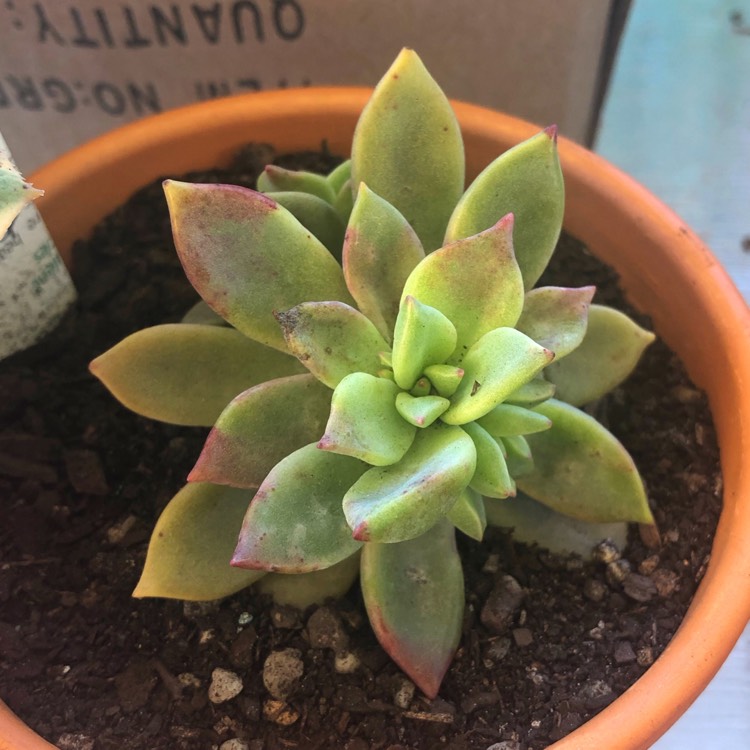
[393,677,415,709]
[208,668,244,704]
[219,740,250,750]
[263,648,304,699]
[334,650,361,674]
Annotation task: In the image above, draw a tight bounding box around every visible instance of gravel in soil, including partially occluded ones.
[0,146,721,750]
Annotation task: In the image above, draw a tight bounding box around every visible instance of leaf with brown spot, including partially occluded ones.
[190,374,332,488]
[361,520,464,698]
[232,444,366,573]
[164,181,353,352]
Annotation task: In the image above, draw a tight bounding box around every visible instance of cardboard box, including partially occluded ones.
[0,0,630,171]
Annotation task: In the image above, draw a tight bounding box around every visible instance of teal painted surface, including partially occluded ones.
[597,1,750,747]
[597,0,750,301]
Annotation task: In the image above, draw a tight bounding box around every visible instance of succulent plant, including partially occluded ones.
[90,49,655,697]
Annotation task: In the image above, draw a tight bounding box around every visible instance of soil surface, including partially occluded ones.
[0,146,721,750]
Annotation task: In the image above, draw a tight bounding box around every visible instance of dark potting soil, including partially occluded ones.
[0,146,721,750]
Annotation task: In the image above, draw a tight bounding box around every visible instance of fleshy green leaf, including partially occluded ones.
[478,403,552,437]
[232,444,366,573]
[90,324,303,427]
[423,364,464,397]
[164,181,353,352]
[518,399,654,523]
[343,184,425,340]
[334,179,355,222]
[256,552,360,609]
[0,163,42,236]
[181,299,228,326]
[402,216,524,362]
[516,286,595,359]
[447,487,487,541]
[505,377,556,407]
[443,328,554,425]
[501,435,534,477]
[461,421,515,499]
[190,374,332,488]
[410,377,431,397]
[319,373,416,466]
[351,48,464,251]
[133,483,263,601]
[264,191,346,258]
[361,520,463,698]
[257,165,336,204]
[395,392,450,428]
[543,305,656,406]
[276,301,390,389]
[444,127,564,290]
[485,491,628,558]
[326,159,352,194]
[391,296,457,390]
[343,424,476,542]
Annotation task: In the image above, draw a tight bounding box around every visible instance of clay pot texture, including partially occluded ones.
[2,89,749,750]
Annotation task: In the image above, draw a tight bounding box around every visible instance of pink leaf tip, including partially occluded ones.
[544,124,558,143]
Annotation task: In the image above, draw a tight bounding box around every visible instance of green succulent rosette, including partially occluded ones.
[91,49,655,698]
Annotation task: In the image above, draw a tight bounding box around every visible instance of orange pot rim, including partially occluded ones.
[3,87,748,750]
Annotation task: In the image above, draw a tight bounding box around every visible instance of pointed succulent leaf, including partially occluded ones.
[410,377,431,397]
[164,181,353,352]
[0,163,42,235]
[461,421,515,499]
[505,435,532,458]
[423,364,464,397]
[395,392,450,428]
[190,374,332,488]
[334,179,355,222]
[319,373,416,466]
[445,127,564,290]
[256,551,361,609]
[326,159,352,194]
[343,424,476,543]
[133,483,264,601]
[379,351,393,368]
[505,377,556,407]
[264,191,346,258]
[543,304,656,406]
[232,444,367,573]
[361,520,463,698]
[501,435,534,477]
[443,328,554,425]
[402,216,524,360]
[351,48,464,251]
[181,299,228,326]
[517,286,595,359]
[478,403,552,437]
[276,301,390,388]
[90,324,303,427]
[392,296,457,390]
[485,491,628,558]
[518,399,654,523]
[343,184,425,340]
[447,487,487,541]
[257,164,336,204]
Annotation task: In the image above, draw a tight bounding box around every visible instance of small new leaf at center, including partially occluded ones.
[391,296,457,390]
[319,373,416,466]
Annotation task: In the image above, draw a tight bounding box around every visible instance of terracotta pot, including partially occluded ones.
[3,89,749,750]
